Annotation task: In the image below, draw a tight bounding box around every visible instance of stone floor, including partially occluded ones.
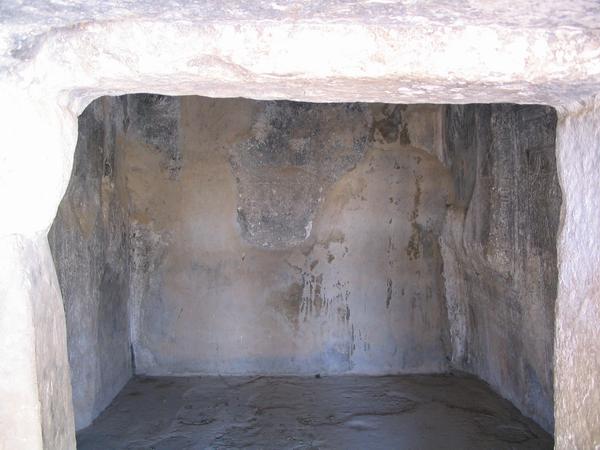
[77,374,552,449]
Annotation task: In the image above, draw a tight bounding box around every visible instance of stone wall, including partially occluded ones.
[554,97,600,448]
[441,104,560,432]
[123,96,451,376]
[48,98,131,430]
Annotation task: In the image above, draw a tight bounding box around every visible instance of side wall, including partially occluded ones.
[554,98,600,449]
[0,91,78,449]
[48,98,132,430]
[442,104,560,432]
[123,96,453,376]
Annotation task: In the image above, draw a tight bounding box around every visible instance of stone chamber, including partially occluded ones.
[2,2,600,450]
[47,95,558,448]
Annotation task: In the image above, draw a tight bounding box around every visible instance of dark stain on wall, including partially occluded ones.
[124,95,182,180]
[230,101,374,248]
[373,105,410,145]
[268,282,304,331]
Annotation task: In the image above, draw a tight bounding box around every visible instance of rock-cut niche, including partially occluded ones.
[48,95,560,437]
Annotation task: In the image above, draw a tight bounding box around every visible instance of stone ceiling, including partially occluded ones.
[1,1,600,109]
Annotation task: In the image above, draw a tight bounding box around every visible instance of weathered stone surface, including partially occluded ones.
[441,104,560,432]
[0,235,45,450]
[75,374,553,450]
[0,233,76,450]
[121,96,451,376]
[31,235,77,450]
[48,97,132,430]
[554,96,600,449]
[0,91,78,450]
[230,101,373,247]
[2,1,600,109]
[123,95,182,180]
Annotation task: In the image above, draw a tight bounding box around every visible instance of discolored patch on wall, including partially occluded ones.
[229,101,374,248]
[268,282,304,331]
[123,95,182,180]
[406,223,422,260]
[372,104,411,145]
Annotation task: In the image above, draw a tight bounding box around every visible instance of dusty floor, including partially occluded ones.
[76,374,552,450]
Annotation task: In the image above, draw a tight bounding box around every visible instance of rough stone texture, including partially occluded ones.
[76,374,553,450]
[230,101,372,247]
[122,96,451,376]
[0,92,78,450]
[30,235,77,450]
[48,97,132,430]
[0,235,44,450]
[554,96,600,449]
[1,2,600,449]
[0,233,76,450]
[3,1,600,114]
[441,104,560,432]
